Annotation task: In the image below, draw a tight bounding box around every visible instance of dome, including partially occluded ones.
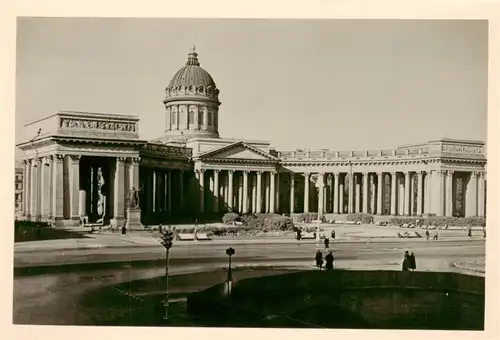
[164,47,220,104]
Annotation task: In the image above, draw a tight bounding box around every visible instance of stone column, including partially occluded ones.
[446,170,454,217]
[435,170,445,216]
[238,173,243,212]
[465,172,478,217]
[417,171,424,216]
[339,177,344,214]
[242,171,249,213]
[48,156,53,219]
[424,171,431,214]
[275,172,280,213]
[304,173,310,213]
[377,173,383,215]
[228,170,234,211]
[289,173,295,214]
[362,173,369,213]
[52,155,64,224]
[213,170,220,212]
[256,171,262,213]
[269,171,276,213]
[40,157,51,220]
[348,172,354,214]
[404,172,411,216]
[167,171,173,213]
[477,172,485,217]
[265,174,271,213]
[355,176,361,213]
[333,173,339,214]
[69,155,81,222]
[197,169,205,213]
[30,158,38,220]
[112,157,125,225]
[23,160,31,218]
[390,172,397,215]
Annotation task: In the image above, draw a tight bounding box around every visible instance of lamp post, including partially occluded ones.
[225,247,235,295]
[160,226,175,321]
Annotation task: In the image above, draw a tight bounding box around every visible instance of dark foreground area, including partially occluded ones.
[188,270,485,330]
[14,221,88,243]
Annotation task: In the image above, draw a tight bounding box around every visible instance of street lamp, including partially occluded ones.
[225,247,235,295]
[160,226,175,321]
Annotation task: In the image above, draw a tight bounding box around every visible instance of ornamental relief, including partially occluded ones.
[60,118,136,132]
[441,144,483,154]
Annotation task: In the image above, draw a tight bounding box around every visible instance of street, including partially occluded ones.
[13,238,485,325]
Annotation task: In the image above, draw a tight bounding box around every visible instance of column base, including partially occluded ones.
[125,208,144,230]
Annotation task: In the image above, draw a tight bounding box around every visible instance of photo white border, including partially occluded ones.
[1,1,499,339]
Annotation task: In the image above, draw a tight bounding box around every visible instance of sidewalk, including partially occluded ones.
[14,231,484,253]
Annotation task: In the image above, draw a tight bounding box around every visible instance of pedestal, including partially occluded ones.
[125,208,145,230]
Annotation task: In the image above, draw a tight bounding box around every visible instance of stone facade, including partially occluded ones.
[16,49,487,227]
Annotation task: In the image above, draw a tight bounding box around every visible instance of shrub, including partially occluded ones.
[222,213,240,224]
[296,212,326,223]
[388,216,486,227]
[346,213,374,224]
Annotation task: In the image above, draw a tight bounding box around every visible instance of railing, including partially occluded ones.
[276,147,430,160]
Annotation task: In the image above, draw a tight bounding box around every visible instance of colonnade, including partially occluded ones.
[194,169,279,214]
[284,170,486,217]
[22,155,140,226]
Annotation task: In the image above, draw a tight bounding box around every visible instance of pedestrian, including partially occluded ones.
[409,252,416,271]
[324,237,330,251]
[425,229,430,241]
[331,229,336,240]
[296,228,302,241]
[467,227,472,238]
[159,224,163,233]
[325,251,334,270]
[121,225,127,235]
[402,251,410,271]
[433,231,439,240]
[315,250,324,270]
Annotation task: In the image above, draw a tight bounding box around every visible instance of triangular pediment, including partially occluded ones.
[198,141,279,161]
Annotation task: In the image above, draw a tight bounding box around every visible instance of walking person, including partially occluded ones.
[425,229,430,241]
[324,237,330,252]
[315,250,324,270]
[409,252,416,271]
[325,251,334,270]
[402,251,410,271]
[331,229,336,240]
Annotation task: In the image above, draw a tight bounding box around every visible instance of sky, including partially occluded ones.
[15,18,488,156]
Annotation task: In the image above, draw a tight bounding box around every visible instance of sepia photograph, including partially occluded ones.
[10,16,492,332]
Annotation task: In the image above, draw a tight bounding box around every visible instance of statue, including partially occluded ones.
[128,186,143,209]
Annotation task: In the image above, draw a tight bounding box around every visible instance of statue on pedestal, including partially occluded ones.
[128,186,143,210]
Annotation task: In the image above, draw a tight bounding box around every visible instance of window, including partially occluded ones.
[199,111,204,125]
[171,111,177,125]
[188,110,194,124]
[208,112,212,126]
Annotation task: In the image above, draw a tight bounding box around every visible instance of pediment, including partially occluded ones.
[198,141,279,161]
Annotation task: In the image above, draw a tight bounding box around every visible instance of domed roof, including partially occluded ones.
[168,47,216,89]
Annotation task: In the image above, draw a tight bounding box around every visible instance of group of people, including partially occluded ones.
[402,250,417,271]
[315,249,335,270]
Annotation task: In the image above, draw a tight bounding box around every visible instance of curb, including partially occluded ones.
[450,262,485,274]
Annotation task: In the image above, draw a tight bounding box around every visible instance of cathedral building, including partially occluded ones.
[16,49,487,227]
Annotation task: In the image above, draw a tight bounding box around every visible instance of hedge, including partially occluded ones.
[388,216,486,227]
[217,213,295,235]
[222,213,240,224]
[346,213,374,224]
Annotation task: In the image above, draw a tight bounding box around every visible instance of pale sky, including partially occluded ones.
[15,18,488,156]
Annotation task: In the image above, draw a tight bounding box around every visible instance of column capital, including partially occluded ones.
[438,170,447,176]
[390,171,396,176]
[228,169,235,174]
[69,154,81,162]
[117,156,127,164]
[196,169,205,174]
[376,172,383,176]
[447,169,455,175]
[243,170,250,175]
[129,156,141,164]
[50,154,64,162]
[470,171,479,178]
